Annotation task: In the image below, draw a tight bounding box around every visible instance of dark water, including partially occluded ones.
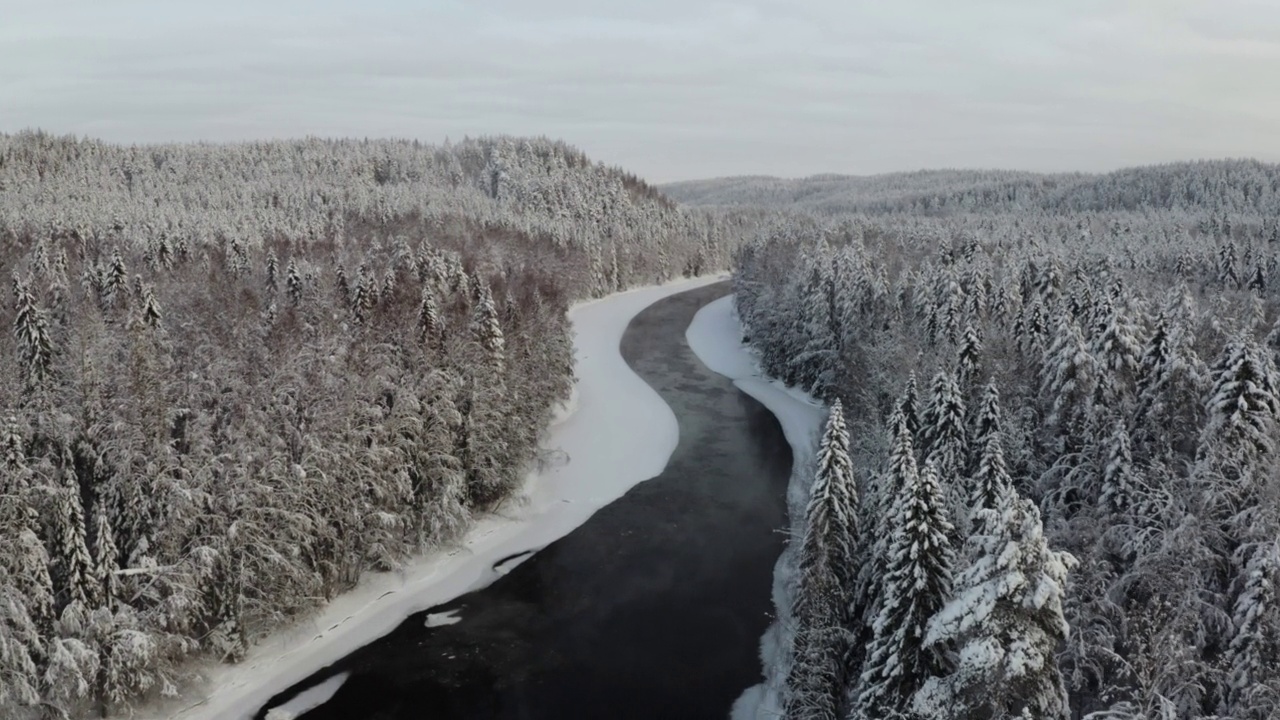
[263,282,793,720]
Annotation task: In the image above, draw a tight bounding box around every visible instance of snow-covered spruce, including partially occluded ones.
[914,485,1076,720]
[783,400,858,720]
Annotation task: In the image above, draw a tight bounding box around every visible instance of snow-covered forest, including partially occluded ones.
[0,130,733,717]
[716,162,1280,720]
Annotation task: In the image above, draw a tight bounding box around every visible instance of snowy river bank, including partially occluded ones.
[126,275,727,720]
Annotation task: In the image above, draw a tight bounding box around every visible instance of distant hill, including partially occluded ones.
[662,159,1280,216]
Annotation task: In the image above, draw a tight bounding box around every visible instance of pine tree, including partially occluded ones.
[854,458,954,720]
[785,400,859,720]
[914,488,1076,720]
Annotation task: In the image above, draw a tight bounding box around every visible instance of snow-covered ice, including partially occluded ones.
[127,274,727,720]
[262,672,350,720]
[424,609,463,628]
[685,295,827,720]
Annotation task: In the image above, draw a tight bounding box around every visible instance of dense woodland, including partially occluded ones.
[0,130,732,718]
[711,163,1280,719]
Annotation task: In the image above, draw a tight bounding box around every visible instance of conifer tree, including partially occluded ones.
[956,323,982,389]
[12,273,53,386]
[1099,420,1138,517]
[286,258,303,305]
[1091,300,1143,410]
[1200,334,1280,464]
[94,509,121,610]
[52,484,100,609]
[914,488,1076,720]
[854,459,955,720]
[889,373,921,439]
[266,250,279,292]
[973,380,1002,451]
[1227,543,1280,720]
[1041,316,1096,453]
[103,248,128,310]
[418,287,442,346]
[351,264,373,322]
[785,400,859,720]
[920,370,966,480]
[472,280,506,375]
[970,432,1012,527]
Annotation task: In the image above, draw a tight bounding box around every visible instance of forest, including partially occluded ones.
[698,163,1280,719]
[0,131,732,718]
[5,129,1280,720]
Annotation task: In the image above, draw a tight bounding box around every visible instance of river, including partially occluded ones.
[260,282,793,720]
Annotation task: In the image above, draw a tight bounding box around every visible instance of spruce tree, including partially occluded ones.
[1200,334,1280,464]
[1099,420,1138,517]
[12,273,53,386]
[970,432,1012,527]
[472,280,506,375]
[53,485,100,609]
[419,286,442,346]
[920,370,967,517]
[1041,316,1096,453]
[956,323,982,389]
[1227,544,1280,720]
[854,460,955,720]
[286,258,303,305]
[94,509,121,610]
[914,488,1076,720]
[785,400,859,720]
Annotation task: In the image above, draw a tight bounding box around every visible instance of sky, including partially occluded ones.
[3,0,1280,182]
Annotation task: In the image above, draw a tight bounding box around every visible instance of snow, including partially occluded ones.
[684,295,827,720]
[424,610,463,628]
[126,273,728,720]
[262,673,350,720]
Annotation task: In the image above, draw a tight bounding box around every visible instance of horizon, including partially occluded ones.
[5,1,1280,183]
[5,126,1273,187]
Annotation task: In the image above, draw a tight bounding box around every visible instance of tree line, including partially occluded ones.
[733,196,1280,719]
[0,131,735,718]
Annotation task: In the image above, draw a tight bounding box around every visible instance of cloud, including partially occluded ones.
[2,0,1278,181]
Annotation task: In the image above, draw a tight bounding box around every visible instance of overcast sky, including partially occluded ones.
[3,0,1280,182]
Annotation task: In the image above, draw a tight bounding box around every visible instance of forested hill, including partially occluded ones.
[0,131,730,717]
[663,159,1280,216]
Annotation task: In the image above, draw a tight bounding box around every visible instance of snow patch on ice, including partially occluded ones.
[125,274,727,720]
[424,610,463,628]
[686,295,826,720]
[262,672,350,720]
